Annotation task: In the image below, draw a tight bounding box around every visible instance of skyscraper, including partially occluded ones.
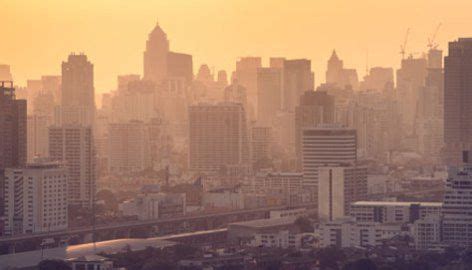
[444,38,472,164]
[257,67,283,126]
[282,59,314,111]
[326,50,359,90]
[143,22,193,85]
[442,151,472,246]
[61,53,95,126]
[302,125,357,203]
[189,103,249,173]
[234,57,262,119]
[295,91,335,167]
[49,125,95,207]
[0,81,27,170]
[3,160,68,236]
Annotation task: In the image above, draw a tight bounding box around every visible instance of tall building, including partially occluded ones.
[442,151,472,246]
[234,57,262,119]
[143,22,193,85]
[0,81,27,170]
[282,59,314,111]
[444,38,472,164]
[49,126,95,207]
[27,115,49,162]
[107,121,151,174]
[326,50,359,90]
[0,82,26,224]
[295,91,335,167]
[396,56,427,136]
[301,125,357,203]
[257,67,283,126]
[318,165,367,221]
[61,54,95,126]
[189,103,249,173]
[360,67,394,92]
[3,161,68,235]
[251,126,273,164]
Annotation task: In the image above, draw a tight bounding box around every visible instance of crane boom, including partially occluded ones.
[400,28,410,60]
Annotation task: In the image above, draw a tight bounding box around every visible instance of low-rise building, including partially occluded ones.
[119,192,186,220]
[228,217,298,244]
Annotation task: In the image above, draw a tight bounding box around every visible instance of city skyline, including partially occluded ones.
[3,0,472,92]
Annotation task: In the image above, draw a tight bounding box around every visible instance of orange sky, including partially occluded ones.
[2,0,472,93]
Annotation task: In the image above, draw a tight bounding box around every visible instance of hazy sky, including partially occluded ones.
[3,0,472,93]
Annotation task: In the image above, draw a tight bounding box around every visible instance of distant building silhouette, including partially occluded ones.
[326,50,358,90]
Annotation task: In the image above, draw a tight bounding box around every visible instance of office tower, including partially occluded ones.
[27,115,49,162]
[0,82,26,222]
[3,161,68,235]
[251,126,273,164]
[444,38,472,164]
[41,75,62,105]
[282,59,314,111]
[325,50,359,90]
[217,70,228,88]
[442,151,472,246]
[61,53,95,126]
[234,57,262,118]
[417,49,444,160]
[189,103,249,173]
[117,74,140,92]
[318,165,367,221]
[295,91,335,167]
[360,67,394,92]
[111,80,157,123]
[257,67,283,126]
[107,121,151,174]
[143,22,193,85]
[143,22,169,83]
[0,65,13,81]
[49,126,95,207]
[196,64,214,85]
[224,80,248,112]
[396,56,427,136]
[0,82,27,169]
[301,125,357,203]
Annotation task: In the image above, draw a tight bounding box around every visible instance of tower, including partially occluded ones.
[143,21,169,84]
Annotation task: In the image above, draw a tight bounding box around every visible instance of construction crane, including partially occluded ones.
[427,23,442,50]
[400,28,410,60]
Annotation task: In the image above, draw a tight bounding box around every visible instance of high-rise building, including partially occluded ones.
[396,56,427,136]
[318,165,367,221]
[3,161,68,236]
[326,50,359,90]
[61,54,95,126]
[234,57,262,119]
[360,67,394,92]
[107,121,151,174]
[301,125,357,203]
[49,125,95,207]
[251,126,273,164]
[143,22,193,85]
[442,151,472,246]
[295,91,335,167]
[257,67,283,126]
[444,38,472,164]
[0,81,27,170]
[282,59,314,111]
[0,82,26,223]
[189,103,249,173]
[117,74,140,92]
[27,115,49,162]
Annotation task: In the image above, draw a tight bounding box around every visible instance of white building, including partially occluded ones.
[442,152,472,247]
[202,187,245,210]
[412,215,442,250]
[49,125,95,207]
[3,161,68,235]
[251,230,304,249]
[350,201,442,224]
[119,192,186,220]
[107,121,151,174]
[317,217,408,248]
[301,125,357,203]
[318,165,367,221]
